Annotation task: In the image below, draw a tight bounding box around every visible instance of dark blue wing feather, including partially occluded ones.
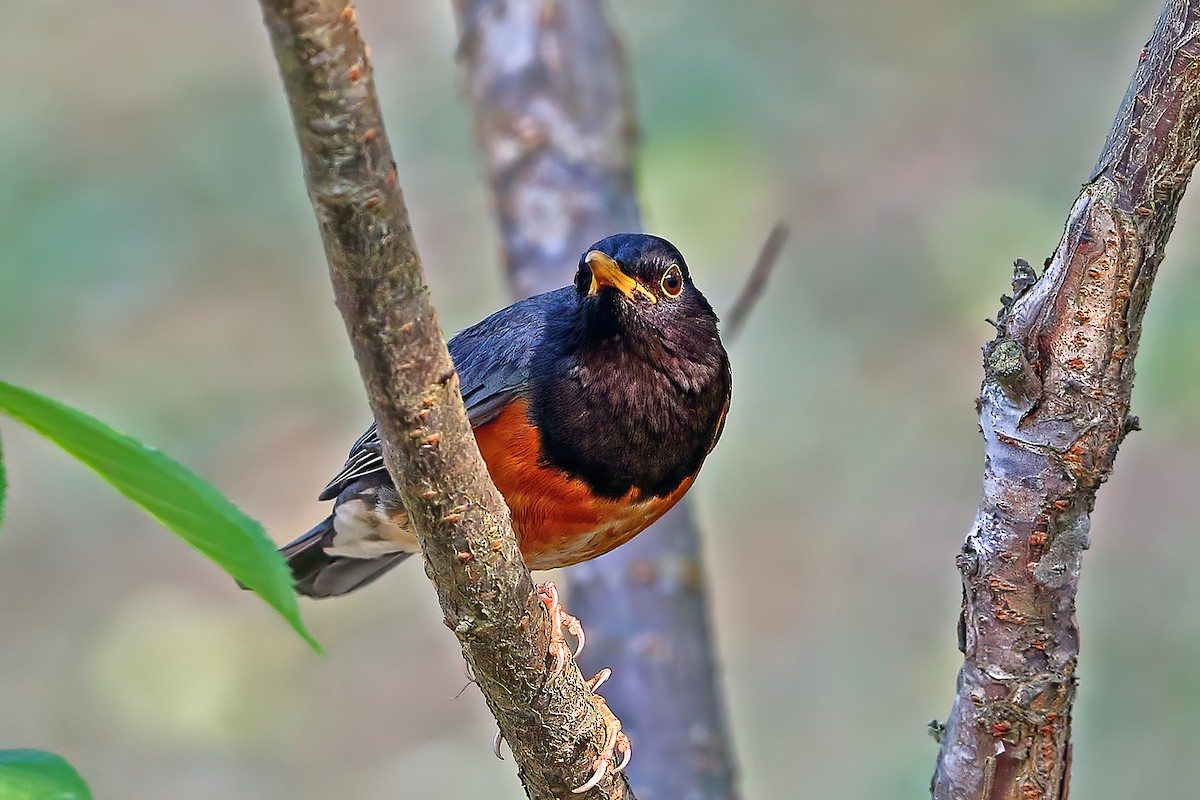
[317,288,574,501]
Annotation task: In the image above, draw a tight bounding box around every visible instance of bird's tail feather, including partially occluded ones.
[279,516,412,598]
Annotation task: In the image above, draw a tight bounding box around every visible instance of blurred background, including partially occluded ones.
[3,0,1200,797]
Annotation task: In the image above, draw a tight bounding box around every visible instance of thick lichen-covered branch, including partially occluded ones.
[453,2,740,797]
[257,1,633,796]
[931,2,1200,798]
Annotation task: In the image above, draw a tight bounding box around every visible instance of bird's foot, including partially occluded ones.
[537,581,585,676]
[572,668,632,793]
[491,582,589,764]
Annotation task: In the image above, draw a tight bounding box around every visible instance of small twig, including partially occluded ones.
[723,222,789,341]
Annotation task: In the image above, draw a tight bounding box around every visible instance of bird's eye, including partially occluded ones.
[660,265,683,298]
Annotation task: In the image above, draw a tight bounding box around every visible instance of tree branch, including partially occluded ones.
[453,1,740,797]
[724,222,789,341]
[256,1,633,796]
[453,0,641,289]
[932,2,1200,797]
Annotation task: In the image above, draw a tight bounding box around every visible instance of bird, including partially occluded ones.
[280,232,732,600]
[277,232,731,791]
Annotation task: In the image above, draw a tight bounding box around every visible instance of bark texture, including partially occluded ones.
[932,2,1200,797]
[453,0,641,298]
[257,1,634,796]
[453,2,740,798]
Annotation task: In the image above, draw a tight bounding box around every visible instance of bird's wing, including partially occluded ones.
[317,289,571,501]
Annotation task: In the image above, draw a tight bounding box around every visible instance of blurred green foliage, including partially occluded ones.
[2,1,1200,799]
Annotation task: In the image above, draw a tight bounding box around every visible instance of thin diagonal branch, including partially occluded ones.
[256,1,633,797]
[932,2,1200,797]
[453,2,740,797]
[724,222,789,341]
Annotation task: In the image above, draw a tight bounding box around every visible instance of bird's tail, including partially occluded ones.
[279,516,413,598]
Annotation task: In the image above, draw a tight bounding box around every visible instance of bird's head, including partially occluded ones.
[572,233,718,341]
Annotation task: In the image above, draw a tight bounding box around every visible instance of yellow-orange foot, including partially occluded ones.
[571,667,632,793]
[537,581,585,675]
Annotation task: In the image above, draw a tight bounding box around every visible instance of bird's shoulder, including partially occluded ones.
[449,286,574,423]
[318,287,576,501]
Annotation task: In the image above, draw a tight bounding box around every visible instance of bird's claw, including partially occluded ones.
[534,582,631,792]
[493,728,506,760]
[537,581,585,675]
[571,667,632,793]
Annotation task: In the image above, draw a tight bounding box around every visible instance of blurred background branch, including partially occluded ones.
[932,1,1200,796]
[453,1,739,797]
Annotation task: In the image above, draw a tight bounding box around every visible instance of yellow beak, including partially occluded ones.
[585,251,656,304]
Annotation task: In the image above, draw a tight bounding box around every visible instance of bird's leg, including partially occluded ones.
[571,668,632,793]
[536,581,585,676]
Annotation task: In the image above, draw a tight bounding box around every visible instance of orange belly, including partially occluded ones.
[472,399,693,570]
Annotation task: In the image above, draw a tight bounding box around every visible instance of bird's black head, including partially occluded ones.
[531,232,731,498]
[572,233,718,340]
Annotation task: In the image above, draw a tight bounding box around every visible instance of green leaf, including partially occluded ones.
[0,750,92,800]
[0,381,318,652]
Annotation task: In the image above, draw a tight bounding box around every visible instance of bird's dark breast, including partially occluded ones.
[529,337,731,500]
